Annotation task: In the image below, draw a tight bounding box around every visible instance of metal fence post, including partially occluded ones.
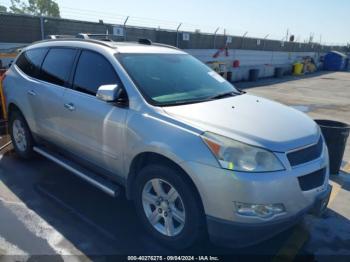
[176,23,182,47]
[40,16,45,40]
[241,31,248,49]
[263,34,269,50]
[123,16,129,41]
[213,27,220,49]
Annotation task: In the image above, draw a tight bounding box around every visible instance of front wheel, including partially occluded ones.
[134,164,205,249]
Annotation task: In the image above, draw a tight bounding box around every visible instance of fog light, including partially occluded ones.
[235,202,285,218]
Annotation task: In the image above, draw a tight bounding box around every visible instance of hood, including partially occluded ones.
[163,94,320,152]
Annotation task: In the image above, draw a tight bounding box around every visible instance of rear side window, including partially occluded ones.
[16,48,48,78]
[40,48,77,86]
[73,50,119,95]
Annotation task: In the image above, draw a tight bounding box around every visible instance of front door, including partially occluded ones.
[60,50,128,176]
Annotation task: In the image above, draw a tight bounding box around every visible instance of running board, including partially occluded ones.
[33,146,121,197]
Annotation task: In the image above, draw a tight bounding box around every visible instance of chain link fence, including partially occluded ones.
[0,12,349,53]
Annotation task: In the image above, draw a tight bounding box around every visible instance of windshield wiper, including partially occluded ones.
[159,98,212,107]
[159,91,243,107]
[209,91,239,100]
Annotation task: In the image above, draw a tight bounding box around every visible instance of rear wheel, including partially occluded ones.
[134,164,205,249]
[9,111,34,159]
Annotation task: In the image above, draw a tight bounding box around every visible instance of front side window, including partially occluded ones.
[39,48,77,86]
[16,48,48,78]
[73,50,119,96]
[118,53,240,106]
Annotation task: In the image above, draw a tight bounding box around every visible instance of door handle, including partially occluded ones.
[64,103,76,111]
[27,90,36,96]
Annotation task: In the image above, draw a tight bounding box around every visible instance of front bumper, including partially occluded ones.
[180,139,330,247]
[181,140,329,223]
[206,184,332,247]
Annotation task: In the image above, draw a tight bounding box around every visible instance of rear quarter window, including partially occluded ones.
[16,48,48,78]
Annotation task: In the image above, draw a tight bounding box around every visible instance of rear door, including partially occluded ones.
[60,50,128,176]
[14,48,49,134]
[35,47,78,145]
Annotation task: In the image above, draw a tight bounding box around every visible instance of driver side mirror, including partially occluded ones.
[96,84,128,105]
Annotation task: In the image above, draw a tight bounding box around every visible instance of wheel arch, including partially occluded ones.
[126,152,205,215]
[8,102,22,118]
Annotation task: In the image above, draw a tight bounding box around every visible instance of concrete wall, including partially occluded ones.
[187,49,322,81]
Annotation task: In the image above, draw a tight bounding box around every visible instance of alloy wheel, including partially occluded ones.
[142,178,186,237]
[12,119,27,152]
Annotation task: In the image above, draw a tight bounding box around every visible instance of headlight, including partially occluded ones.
[201,132,285,172]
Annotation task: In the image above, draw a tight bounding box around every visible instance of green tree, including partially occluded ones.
[9,0,27,14]
[0,5,7,12]
[27,0,60,17]
[10,0,60,17]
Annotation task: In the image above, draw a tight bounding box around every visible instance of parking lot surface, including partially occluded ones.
[0,71,349,261]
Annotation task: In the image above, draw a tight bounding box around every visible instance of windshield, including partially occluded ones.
[117,53,240,106]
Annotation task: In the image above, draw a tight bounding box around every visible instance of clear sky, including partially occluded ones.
[1,0,349,45]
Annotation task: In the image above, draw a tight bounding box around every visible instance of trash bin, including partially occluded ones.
[274,67,283,78]
[293,63,304,75]
[249,69,259,82]
[315,120,350,175]
[226,71,232,82]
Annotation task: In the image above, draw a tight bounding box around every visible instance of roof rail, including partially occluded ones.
[152,42,179,50]
[47,34,75,39]
[34,34,179,50]
[33,38,117,49]
[76,33,113,41]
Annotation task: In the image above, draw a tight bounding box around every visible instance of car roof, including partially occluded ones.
[25,39,186,55]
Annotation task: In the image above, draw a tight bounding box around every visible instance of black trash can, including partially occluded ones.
[249,69,259,82]
[226,71,232,82]
[274,67,283,78]
[315,120,350,175]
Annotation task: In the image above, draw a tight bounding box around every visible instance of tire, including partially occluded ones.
[9,110,34,159]
[134,164,205,249]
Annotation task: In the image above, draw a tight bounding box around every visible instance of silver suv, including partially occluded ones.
[2,39,331,249]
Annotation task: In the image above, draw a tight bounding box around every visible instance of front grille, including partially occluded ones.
[298,168,326,191]
[287,137,323,167]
